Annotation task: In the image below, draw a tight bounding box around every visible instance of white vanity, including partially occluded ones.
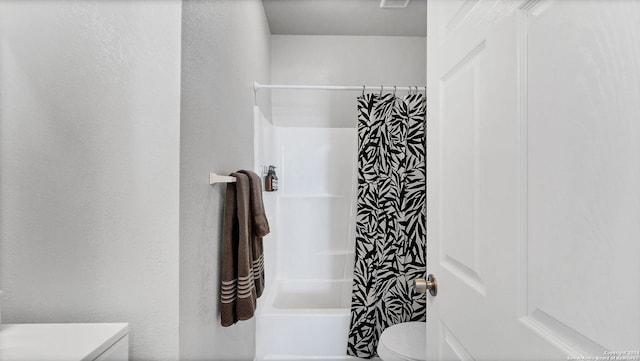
[0,323,129,361]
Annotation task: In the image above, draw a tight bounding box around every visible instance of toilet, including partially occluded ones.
[377,322,426,361]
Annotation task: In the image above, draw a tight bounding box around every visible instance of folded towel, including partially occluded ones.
[220,170,270,326]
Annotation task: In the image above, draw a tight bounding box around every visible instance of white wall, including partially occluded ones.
[271,35,426,127]
[179,1,271,360]
[0,1,182,360]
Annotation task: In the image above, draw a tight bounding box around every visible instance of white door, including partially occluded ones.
[426,1,640,360]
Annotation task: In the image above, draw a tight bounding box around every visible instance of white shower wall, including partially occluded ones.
[254,113,358,361]
[255,109,357,285]
[276,127,357,281]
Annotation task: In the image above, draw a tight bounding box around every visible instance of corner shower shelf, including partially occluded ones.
[279,194,345,199]
[318,250,355,256]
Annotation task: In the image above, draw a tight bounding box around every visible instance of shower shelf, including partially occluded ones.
[318,250,355,256]
[279,194,345,199]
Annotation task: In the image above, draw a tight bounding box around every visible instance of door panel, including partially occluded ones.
[440,41,486,295]
[439,322,475,361]
[524,0,640,353]
[427,1,640,360]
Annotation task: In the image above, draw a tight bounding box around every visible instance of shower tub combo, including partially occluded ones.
[257,279,354,360]
[254,111,358,360]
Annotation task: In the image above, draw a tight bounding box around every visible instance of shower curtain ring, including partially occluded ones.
[362,85,365,96]
[379,85,383,96]
[393,86,397,97]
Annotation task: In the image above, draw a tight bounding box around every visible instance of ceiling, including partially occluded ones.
[262,0,427,37]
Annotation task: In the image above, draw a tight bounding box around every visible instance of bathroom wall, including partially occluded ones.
[271,35,426,127]
[179,1,271,360]
[0,1,182,360]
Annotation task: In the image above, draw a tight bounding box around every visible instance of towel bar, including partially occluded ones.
[209,173,236,184]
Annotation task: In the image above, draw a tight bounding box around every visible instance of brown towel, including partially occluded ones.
[238,170,269,297]
[238,170,270,237]
[220,171,270,327]
[221,173,255,326]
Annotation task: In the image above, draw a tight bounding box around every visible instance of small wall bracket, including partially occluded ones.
[209,173,236,184]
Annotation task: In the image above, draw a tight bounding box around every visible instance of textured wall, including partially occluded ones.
[271,35,426,127]
[0,1,182,360]
[179,1,271,360]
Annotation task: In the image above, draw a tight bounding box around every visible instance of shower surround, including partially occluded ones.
[254,107,358,360]
[254,33,425,361]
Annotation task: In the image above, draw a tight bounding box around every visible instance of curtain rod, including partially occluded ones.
[253,82,426,93]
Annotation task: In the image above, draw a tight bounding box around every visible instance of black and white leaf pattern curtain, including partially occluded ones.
[347,92,426,358]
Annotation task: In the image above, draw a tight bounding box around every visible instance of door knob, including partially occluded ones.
[413,274,438,297]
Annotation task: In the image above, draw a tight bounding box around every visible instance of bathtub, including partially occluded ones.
[256,279,364,361]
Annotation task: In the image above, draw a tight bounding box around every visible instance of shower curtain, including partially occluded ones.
[347,92,426,358]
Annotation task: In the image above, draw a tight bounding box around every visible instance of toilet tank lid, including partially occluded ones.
[0,323,129,361]
[379,321,426,360]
